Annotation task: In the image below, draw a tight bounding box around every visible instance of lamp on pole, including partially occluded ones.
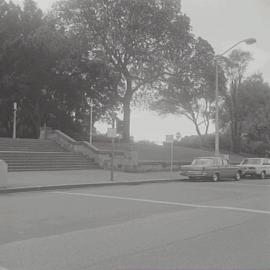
[13,102,17,139]
[89,99,94,145]
[214,38,256,156]
[110,112,117,182]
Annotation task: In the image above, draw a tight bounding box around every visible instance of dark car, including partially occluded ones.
[238,158,270,179]
[179,156,241,181]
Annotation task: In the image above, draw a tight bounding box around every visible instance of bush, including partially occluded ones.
[249,141,270,156]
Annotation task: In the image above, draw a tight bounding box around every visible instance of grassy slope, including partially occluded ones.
[135,144,246,163]
[93,142,248,163]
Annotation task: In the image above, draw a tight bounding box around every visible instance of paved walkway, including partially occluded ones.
[1,169,184,191]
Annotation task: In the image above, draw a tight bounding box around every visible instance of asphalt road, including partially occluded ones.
[0,178,269,270]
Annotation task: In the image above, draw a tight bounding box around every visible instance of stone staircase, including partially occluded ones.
[0,138,98,171]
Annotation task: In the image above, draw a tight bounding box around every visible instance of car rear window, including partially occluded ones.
[192,159,214,166]
[241,159,261,165]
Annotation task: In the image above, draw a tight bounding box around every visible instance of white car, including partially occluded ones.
[238,158,270,179]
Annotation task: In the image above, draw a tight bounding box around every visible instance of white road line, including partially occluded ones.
[0,266,9,270]
[54,191,270,215]
[224,182,270,187]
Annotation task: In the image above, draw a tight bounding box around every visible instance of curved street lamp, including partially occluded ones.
[215,38,256,156]
[89,99,94,145]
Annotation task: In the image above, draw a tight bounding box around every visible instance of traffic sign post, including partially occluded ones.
[107,114,117,181]
[170,141,174,172]
[13,102,17,139]
[89,99,94,145]
[107,128,117,139]
[166,135,174,173]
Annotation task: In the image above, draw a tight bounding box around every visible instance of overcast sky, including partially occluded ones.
[182,0,270,82]
[15,0,270,142]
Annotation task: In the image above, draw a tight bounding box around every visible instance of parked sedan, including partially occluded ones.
[238,158,270,179]
[179,156,241,181]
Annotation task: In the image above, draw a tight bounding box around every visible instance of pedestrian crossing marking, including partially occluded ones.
[54,191,270,215]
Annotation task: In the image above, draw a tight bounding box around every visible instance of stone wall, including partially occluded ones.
[40,127,139,171]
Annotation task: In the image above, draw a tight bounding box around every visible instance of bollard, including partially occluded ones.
[0,160,8,188]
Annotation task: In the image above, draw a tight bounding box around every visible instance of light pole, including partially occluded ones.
[110,112,117,182]
[13,102,17,139]
[89,99,94,145]
[214,38,256,156]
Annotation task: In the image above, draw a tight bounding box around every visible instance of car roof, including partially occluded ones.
[195,157,220,159]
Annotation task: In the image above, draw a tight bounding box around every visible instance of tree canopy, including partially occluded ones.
[0,0,118,138]
[219,49,253,152]
[2,0,268,155]
[150,37,226,142]
[53,0,193,142]
[238,74,270,144]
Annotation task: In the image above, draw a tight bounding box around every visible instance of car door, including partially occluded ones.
[264,159,270,175]
[213,158,223,177]
[222,159,234,177]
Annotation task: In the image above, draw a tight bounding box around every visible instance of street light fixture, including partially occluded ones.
[13,102,17,139]
[215,38,256,156]
[89,99,94,145]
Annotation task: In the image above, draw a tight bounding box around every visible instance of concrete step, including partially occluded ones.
[0,138,66,152]
[0,138,99,171]
[0,156,94,162]
[9,164,98,172]
[5,158,98,172]
[0,159,95,164]
[4,160,94,165]
[0,152,91,157]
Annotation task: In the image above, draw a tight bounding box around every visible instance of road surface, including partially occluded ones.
[0,178,269,270]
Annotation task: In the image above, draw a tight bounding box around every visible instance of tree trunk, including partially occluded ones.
[32,102,41,139]
[230,84,241,153]
[123,99,131,143]
[231,120,241,153]
[122,77,133,143]
[193,119,203,147]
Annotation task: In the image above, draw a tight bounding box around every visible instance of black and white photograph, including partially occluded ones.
[0,0,269,269]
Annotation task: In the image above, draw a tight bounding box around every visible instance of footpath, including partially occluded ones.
[0,169,185,193]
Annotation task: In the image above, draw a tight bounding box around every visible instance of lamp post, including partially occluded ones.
[110,112,117,182]
[89,99,94,145]
[13,102,17,139]
[214,38,256,156]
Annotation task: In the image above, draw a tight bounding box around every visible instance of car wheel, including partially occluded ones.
[235,172,241,181]
[260,171,266,179]
[213,173,219,182]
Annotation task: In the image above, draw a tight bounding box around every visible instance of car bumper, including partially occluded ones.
[180,171,209,177]
[241,169,259,177]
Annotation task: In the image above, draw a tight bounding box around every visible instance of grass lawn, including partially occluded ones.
[94,142,247,163]
[135,143,246,163]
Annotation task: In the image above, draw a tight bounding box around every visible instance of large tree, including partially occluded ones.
[238,74,270,145]
[53,0,192,142]
[150,37,226,144]
[0,0,118,138]
[219,49,253,153]
[0,0,44,137]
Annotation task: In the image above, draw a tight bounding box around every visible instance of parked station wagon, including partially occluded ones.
[238,158,270,179]
[179,156,241,181]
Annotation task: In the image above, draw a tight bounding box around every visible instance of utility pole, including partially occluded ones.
[13,102,17,139]
[214,38,256,156]
[110,113,117,181]
[89,99,94,145]
[170,140,174,173]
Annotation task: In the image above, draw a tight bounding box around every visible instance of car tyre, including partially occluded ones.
[235,172,241,181]
[213,173,219,182]
[260,171,266,179]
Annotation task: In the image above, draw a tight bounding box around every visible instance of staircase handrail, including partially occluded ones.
[53,130,126,156]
